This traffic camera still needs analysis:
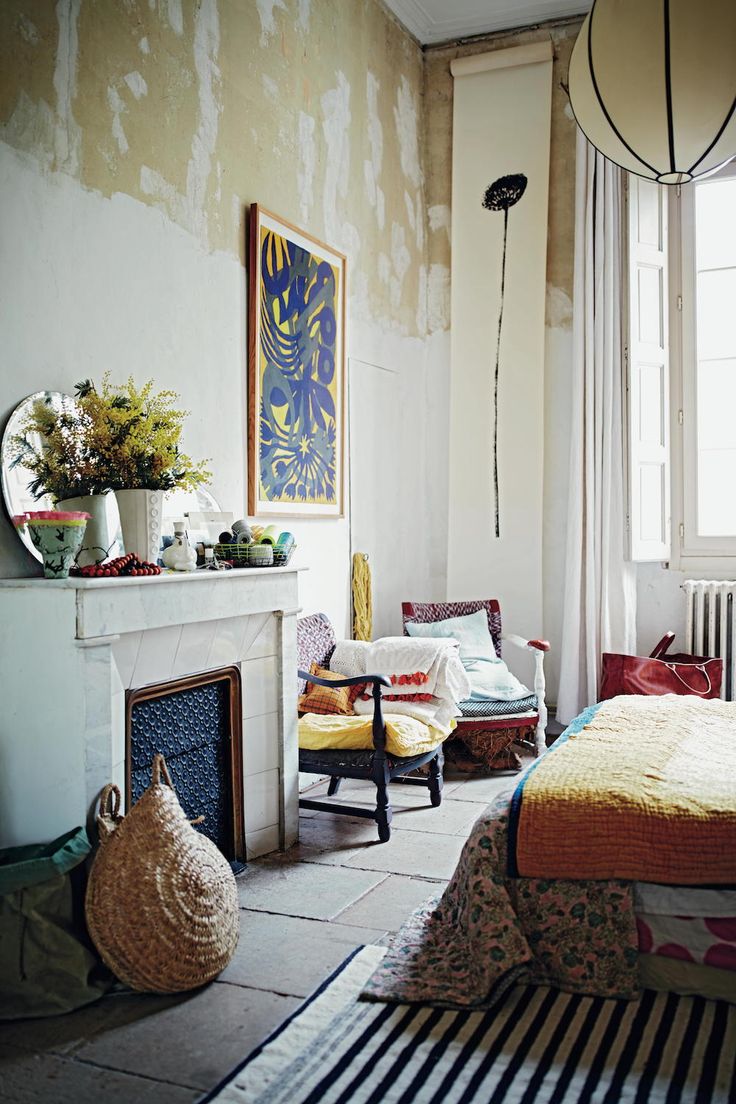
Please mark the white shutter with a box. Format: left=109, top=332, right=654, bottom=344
left=627, top=174, right=671, bottom=561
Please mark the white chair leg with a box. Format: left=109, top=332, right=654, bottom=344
left=533, top=649, right=547, bottom=757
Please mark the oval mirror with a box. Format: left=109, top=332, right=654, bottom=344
left=3, top=392, right=221, bottom=564
left=2, top=392, right=124, bottom=563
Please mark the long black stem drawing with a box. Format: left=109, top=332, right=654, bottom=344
left=482, top=173, right=527, bottom=538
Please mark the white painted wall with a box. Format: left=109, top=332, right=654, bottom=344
left=447, top=53, right=552, bottom=685
left=347, top=327, right=450, bottom=640
left=0, top=143, right=447, bottom=640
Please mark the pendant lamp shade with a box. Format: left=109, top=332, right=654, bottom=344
left=569, top=0, right=736, bottom=184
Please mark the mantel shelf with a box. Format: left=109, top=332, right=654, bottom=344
left=0, top=562, right=307, bottom=590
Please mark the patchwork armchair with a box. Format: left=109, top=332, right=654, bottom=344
left=401, top=599, right=549, bottom=770
left=296, top=613, right=443, bottom=843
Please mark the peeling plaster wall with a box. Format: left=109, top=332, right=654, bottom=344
left=0, top=0, right=439, bottom=637
left=423, top=21, right=581, bottom=701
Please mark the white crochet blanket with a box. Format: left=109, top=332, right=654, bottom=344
left=331, top=636, right=470, bottom=736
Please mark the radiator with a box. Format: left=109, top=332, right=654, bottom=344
left=683, top=580, right=736, bottom=700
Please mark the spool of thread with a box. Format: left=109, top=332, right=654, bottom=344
left=232, top=519, right=253, bottom=543
left=258, top=524, right=279, bottom=546
left=218, top=531, right=234, bottom=544
left=249, top=543, right=273, bottom=566
left=275, top=531, right=294, bottom=556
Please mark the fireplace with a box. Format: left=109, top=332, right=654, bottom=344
left=0, top=567, right=302, bottom=856
left=126, top=666, right=245, bottom=863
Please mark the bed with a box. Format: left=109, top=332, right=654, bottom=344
left=363, top=695, right=736, bottom=1008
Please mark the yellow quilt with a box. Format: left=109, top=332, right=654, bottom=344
left=298, top=712, right=452, bottom=758
left=513, top=695, right=736, bottom=885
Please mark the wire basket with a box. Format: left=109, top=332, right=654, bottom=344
left=213, top=542, right=296, bottom=568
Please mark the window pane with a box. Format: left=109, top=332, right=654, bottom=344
left=697, top=359, right=736, bottom=535
left=698, top=359, right=736, bottom=447
left=697, top=269, right=736, bottom=361
left=698, top=449, right=736, bottom=535
left=696, top=178, right=736, bottom=271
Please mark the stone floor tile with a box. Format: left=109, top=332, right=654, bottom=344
left=74, top=983, right=297, bottom=1091
left=0, top=1046, right=199, bottom=1104
left=236, top=859, right=387, bottom=919
left=219, top=911, right=386, bottom=997
left=332, top=874, right=446, bottom=931
left=308, top=777, right=441, bottom=809
left=344, top=827, right=466, bottom=880
left=0, top=991, right=182, bottom=1058
left=385, top=799, right=488, bottom=835
left=289, top=813, right=384, bottom=864
left=445, top=773, right=521, bottom=804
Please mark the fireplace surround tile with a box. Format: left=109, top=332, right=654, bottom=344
left=111, top=630, right=142, bottom=689
left=246, top=824, right=280, bottom=860
left=243, top=711, right=280, bottom=777
left=244, top=768, right=280, bottom=835
left=242, top=655, right=279, bottom=719
left=243, top=613, right=278, bottom=660
left=207, top=616, right=248, bottom=671
left=171, top=621, right=216, bottom=679
left=132, top=624, right=183, bottom=688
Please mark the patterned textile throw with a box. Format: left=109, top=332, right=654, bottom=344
left=298, top=663, right=363, bottom=716
left=510, top=696, right=736, bottom=885
left=363, top=784, right=639, bottom=1008
left=635, top=883, right=736, bottom=976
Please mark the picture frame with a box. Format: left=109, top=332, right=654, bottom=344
left=248, top=204, right=346, bottom=518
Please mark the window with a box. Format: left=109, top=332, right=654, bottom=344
left=627, top=163, right=736, bottom=567
left=627, top=175, right=670, bottom=562
left=677, top=165, right=736, bottom=563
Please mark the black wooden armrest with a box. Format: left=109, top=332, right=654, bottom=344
left=298, top=670, right=391, bottom=689
left=298, top=670, right=391, bottom=755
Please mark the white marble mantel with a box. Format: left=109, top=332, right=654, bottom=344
left=0, top=567, right=305, bottom=855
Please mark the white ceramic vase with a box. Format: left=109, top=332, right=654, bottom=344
left=57, top=494, right=112, bottom=567
left=161, top=520, right=197, bottom=571
left=115, top=489, right=164, bottom=564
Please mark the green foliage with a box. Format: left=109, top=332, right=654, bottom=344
left=10, top=376, right=211, bottom=501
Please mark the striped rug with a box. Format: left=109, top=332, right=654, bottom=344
left=202, top=946, right=736, bottom=1104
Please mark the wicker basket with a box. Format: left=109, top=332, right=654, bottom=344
left=214, top=542, right=295, bottom=568
left=85, top=755, right=239, bottom=993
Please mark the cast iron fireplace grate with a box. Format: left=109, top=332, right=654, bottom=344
left=126, top=667, right=245, bottom=865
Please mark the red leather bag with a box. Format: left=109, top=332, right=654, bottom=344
left=599, top=632, right=723, bottom=701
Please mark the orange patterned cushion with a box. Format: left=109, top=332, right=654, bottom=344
left=298, top=663, right=363, bottom=716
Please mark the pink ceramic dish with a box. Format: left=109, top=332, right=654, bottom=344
left=14, top=511, right=92, bottom=529
left=19, top=510, right=91, bottom=522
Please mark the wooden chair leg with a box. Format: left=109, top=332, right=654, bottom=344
left=374, top=765, right=393, bottom=843
left=327, top=776, right=342, bottom=796
left=428, top=753, right=443, bottom=807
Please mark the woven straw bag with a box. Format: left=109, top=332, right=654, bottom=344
left=85, top=754, right=239, bottom=993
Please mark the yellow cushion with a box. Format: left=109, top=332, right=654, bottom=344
left=298, top=712, right=453, bottom=758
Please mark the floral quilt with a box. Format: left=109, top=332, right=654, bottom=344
left=362, top=784, right=639, bottom=1009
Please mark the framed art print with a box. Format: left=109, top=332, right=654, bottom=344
left=248, top=205, right=346, bottom=518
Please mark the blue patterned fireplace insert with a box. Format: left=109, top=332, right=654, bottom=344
left=126, top=666, right=245, bottom=864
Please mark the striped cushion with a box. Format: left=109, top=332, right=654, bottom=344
left=459, top=694, right=538, bottom=719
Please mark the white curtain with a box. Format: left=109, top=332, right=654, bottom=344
left=556, top=130, right=637, bottom=724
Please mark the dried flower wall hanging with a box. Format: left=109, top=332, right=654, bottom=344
left=482, top=172, right=528, bottom=538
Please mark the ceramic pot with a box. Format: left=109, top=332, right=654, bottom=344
left=15, top=513, right=89, bottom=579
left=57, top=495, right=112, bottom=566
left=161, top=521, right=197, bottom=571
left=115, top=489, right=163, bottom=563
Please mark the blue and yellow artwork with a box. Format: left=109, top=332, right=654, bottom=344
left=249, top=207, right=345, bottom=517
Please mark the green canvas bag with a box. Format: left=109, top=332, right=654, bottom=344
left=0, top=826, right=112, bottom=1019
